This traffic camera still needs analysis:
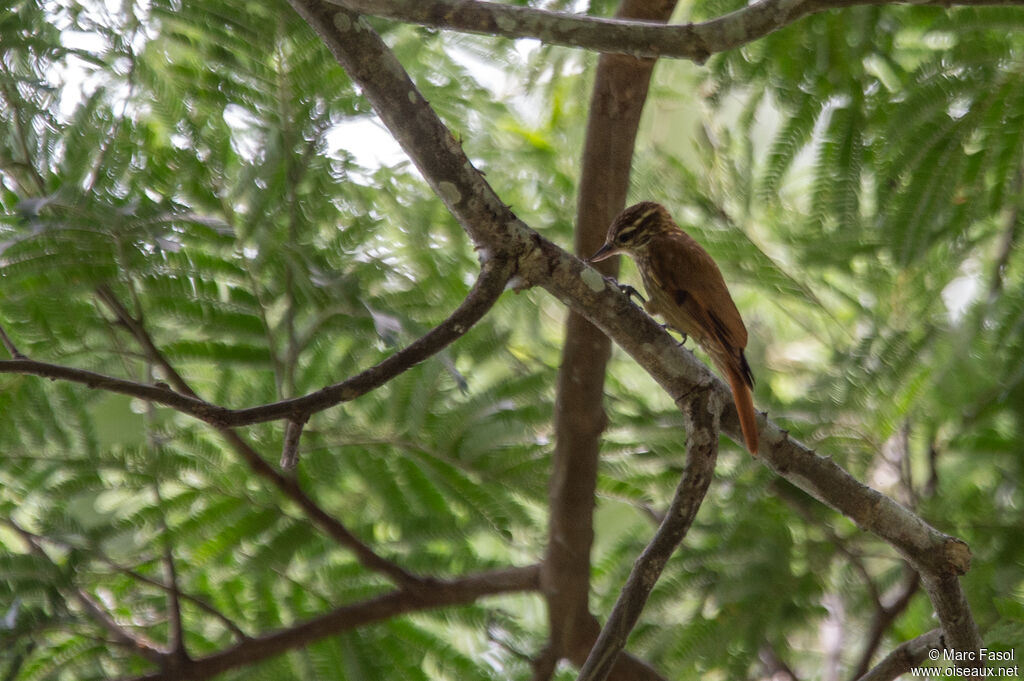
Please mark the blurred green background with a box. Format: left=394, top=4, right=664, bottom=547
left=1, top=0, right=1022, bottom=678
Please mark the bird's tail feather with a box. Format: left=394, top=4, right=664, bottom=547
left=724, top=365, right=759, bottom=455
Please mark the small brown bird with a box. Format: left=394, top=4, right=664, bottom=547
left=589, top=201, right=759, bottom=455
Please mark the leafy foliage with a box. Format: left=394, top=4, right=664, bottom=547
left=2, top=0, right=1023, bottom=679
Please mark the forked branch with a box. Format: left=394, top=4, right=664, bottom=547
left=94, top=288, right=426, bottom=590
left=124, top=565, right=541, bottom=681
left=6, top=519, right=168, bottom=664
left=332, top=0, right=1024, bottom=63
left=576, top=390, right=721, bottom=681
left=285, top=0, right=982, bottom=660
left=0, top=258, right=512, bottom=428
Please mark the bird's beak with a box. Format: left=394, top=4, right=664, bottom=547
left=587, top=242, right=618, bottom=263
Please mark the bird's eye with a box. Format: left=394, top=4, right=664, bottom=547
left=616, top=224, right=637, bottom=244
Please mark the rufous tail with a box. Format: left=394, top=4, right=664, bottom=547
left=725, top=366, right=759, bottom=455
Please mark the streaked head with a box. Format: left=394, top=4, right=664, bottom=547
left=588, top=201, right=672, bottom=262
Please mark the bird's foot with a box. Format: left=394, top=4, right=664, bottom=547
left=616, top=283, right=645, bottom=305
left=656, top=323, right=686, bottom=345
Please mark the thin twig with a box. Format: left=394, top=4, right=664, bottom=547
left=153, top=482, right=188, bottom=664
left=93, top=287, right=429, bottom=590
left=0, top=66, right=48, bottom=194
left=229, top=428, right=427, bottom=587
left=119, top=567, right=249, bottom=643
left=776, top=484, right=884, bottom=607
left=96, top=284, right=199, bottom=399
left=987, top=165, right=1023, bottom=300
left=7, top=519, right=168, bottom=664
left=0, top=519, right=247, bottom=641
left=280, top=418, right=306, bottom=471
left=850, top=569, right=921, bottom=679
left=575, top=389, right=720, bottom=681
left=0, top=262, right=511, bottom=427
left=0, top=324, right=25, bottom=358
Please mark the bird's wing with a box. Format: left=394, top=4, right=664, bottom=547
left=648, top=231, right=749, bottom=352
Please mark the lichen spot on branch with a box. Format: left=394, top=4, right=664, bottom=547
left=581, top=266, right=605, bottom=293
left=438, top=181, right=461, bottom=206
left=495, top=14, right=517, bottom=33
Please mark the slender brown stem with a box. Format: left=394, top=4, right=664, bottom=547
left=1, top=519, right=247, bottom=641
left=855, top=629, right=944, bottom=681
left=7, top=519, right=168, bottom=663
left=987, top=165, right=1023, bottom=299
left=124, top=565, right=541, bottom=681
left=94, top=286, right=428, bottom=589
left=0, top=323, right=25, bottom=358
left=850, top=570, right=921, bottom=679
left=280, top=418, right=306, bottom=471
left=118, top=567, right=249, bottom=642
left=576, top=390, right=720, bottom=681
left=153, top=483, right=188, bottom=663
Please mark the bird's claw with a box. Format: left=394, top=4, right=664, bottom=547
left=615, top=283, right=645, bottom=305
left=656, top=322, right=686, bottom=346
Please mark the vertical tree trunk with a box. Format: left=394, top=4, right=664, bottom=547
left=542, top=0, right=679, bottom=670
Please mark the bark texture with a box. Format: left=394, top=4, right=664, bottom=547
left=543, top=0, right=678, bottom=672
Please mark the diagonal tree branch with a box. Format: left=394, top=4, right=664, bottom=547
left=855, top=629, right=944, bottom=681
left=119, top=565, right=249, bottom=644
left=6, top=519, right=168, bottom=664
left=576, top=389, right=721, bottom=681
left=226, top=429, right=429, bottom=588
left=0, top=257, right=511, bottom=427
left=284, top=0, right=982, bottom=660
left=332, top=0, right=1024, bottom=63
left=93, top=288, right=427, bottom=591
left=850, top=569, right=921, bottom=679
left=0, top=323, right=24, bottom=358
left=0, top=520, right=248, bottom=642
left=122, top=565, right=541, bottom=681
left=96, top=284, right=197, bottom=400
